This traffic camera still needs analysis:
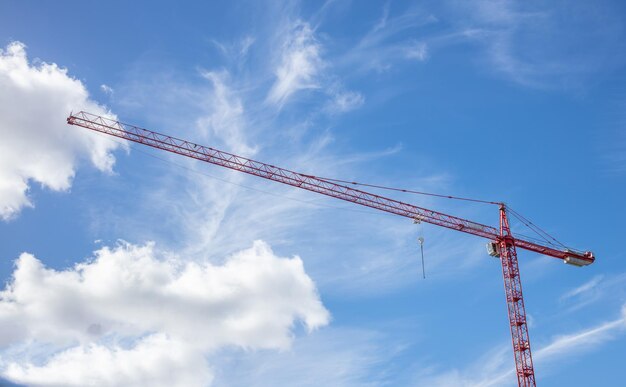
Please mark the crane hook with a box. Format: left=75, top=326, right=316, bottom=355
left=418, top=236, right=426, bottom=279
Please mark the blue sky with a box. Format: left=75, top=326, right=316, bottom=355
left=0, top=0, right=625, bottom=386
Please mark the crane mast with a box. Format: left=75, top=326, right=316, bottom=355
left=500, top=205, right=535, bottom=386
left=67, top=111, right=595, bottom=387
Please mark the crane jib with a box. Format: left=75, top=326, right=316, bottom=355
left=66, top=111, right=594, bottom=265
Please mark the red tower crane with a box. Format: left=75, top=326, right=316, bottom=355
left=67, top=111, right=595, bottom=387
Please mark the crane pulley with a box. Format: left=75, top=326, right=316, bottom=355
left=67, top=111, right=595, bottom=387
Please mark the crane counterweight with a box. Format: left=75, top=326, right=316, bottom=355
left=487, top=241, right=501, bottom=257
left=564, top=252, right=594, bottom=267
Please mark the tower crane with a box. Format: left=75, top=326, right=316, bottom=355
left=67, top=111, right=595, bottom=387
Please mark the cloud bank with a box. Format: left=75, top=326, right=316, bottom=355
left=0, top=240, right=329, bottom=386
left=0, top=42, right=122, bottom=220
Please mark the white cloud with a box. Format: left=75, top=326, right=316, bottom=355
left=264, top=17, right=367, bottom=116
left=266, top=21, right=324, bottom=108
left=473, top=309, right=626, bottom=386
left=358, top=7, right=434, bottom=51
left=0, top=240, right=329, bottom=386
left=339, top=7, right=435, bottom=74
left=210, top=328, right=392, bottom=387
left=196, top=70, right=256, bottom=155
left=446, top=0, right=626, bottom=88
left=404, top=41, right=428, bottom=61
left=4, top=334, right=212, bottom=387
left=326, top=89, right=364, bottom=114
left=560, top=275, right=604, bottom=301
left=558, top=272, right=626, bottom=312
left=100, top=83, right=114, bottom=95
left=535, top=312, right=626, bottom=363
left=211, top=36, right=256, bottom=63
left=0, top=41, right=122, bottom=220
left=418, top=303, right=626, bottom=387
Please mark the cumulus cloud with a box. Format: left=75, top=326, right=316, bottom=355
left=266, top=21, right=324, bottom=108
left=0, top=240, right=329, bottom=386
left=0, top=41, right=122, bottom=220
left=4, top=334, right=212, bottom=387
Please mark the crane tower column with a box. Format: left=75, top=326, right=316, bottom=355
left=499, top=205, right=536, bottom=386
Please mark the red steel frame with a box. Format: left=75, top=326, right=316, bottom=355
left=67, top=111, right=595, bottom=386
left=500, top=205, right=536, bottom=386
